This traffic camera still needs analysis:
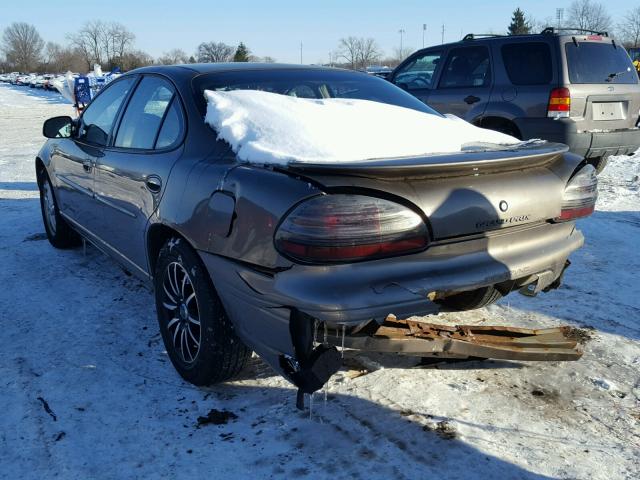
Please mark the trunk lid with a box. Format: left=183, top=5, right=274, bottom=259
left=283, top=142, right=572, bottom=240
left=561, top=36, right=640, bottom=131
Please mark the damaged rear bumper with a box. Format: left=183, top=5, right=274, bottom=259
left=199, top=221, right=583, bottom=380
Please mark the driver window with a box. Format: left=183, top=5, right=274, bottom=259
left=77, top=77, right=135, bottom=146
left=394, top=51, right=442, bottom=90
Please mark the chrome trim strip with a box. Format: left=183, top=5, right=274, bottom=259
left=56, top=174, right=93, bottom=198
left=94, top=193, right=137, bottom=218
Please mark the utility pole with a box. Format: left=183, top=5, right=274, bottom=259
left=300, top=42, right=303, bottom=64
left=556, top=8, right=564, bottom=30
left=399, top=28, right=405, bottom=56
left=422, top=24, right=427, bottom=48
left=441, top=24, right=445, bottom=44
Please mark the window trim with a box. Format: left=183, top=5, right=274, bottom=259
left=74, top=75, right=139, bottom=149
left=500, top=41, right=553, bottom=86
left=437, top=45, right=492, bottom=90
left=107, top=73, right=187, bottom=154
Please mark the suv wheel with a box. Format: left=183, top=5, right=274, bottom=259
left=38, top=171, right=81, bottom=249
left=154, top=237, right=251, bottom=385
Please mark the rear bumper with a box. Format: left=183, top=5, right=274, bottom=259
left=515, top=118, right=640, bottom=159
left=199, top=221, right=584, bottom=373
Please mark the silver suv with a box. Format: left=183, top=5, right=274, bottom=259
left=390, top=28, right=640, bottom=172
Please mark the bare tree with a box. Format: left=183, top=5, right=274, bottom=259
left=197, top=42, right=234, bottom=63
left=619, top=6, right=640, bottom=48
left=1, top=22, right=44, bottom=72
left=158, top=48, right=188, bottom=65
left=357, top=38, right=382, bottom=68
left=104, top=22, right=135, bottom=66
left=392, top=46, right=413, bottom=63
left=248, top=55, right=277, bottom=63
left=119, top=50, right=154, bottom=71
left=338, top=37, right=361, bottom=69
left=68, top=21, right=103, bottom=69
left=567, top=0, right=612, bottom=33
left=68, top=21, right=135, bottom=70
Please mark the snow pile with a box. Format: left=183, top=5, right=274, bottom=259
left=203, top=89, right=521, bottom=164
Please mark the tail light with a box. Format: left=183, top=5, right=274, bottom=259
left=275, top=194, right=428, bottom=263
left=548, top=87, right=571, bottom=118
left=555, top=164, right=598, bottom=222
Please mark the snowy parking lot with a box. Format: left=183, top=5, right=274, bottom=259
left=1, top=83, right=639, bottom=479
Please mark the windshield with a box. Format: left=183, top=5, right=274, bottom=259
left=192, top=68, right=441, bottom=116
left=565, top=42, right=638, bottom=84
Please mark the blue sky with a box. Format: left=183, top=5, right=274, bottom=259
left=1, top=0, right=635, bottom=63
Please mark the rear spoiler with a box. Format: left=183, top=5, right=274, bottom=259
left=283, top=142, right=569, bottom=178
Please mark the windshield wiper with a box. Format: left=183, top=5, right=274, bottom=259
left=606, top=70, right=629, bottom=82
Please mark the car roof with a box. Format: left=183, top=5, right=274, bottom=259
left=129, top=62, right=333, bottom=77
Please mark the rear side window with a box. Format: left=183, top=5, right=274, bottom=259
left=115, top=76, right=175, bottom=149
left=502, top=42, right=552, bottom=85
left=565, top=42, right=638, bottom=84
left=439, top=47, right=491, bottom=88
left=155, top=98, right=184, bottom=149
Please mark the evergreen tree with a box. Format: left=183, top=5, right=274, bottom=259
left=233, top=42, right=250, bottom=62
left=188, top=55, right=196, bottom=64
left=508, top=8, right=531, bottom=35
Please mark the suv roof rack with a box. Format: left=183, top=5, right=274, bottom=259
left=462, top=33, right=505, bottom=41
left=541, top=27, right=609, bottom=37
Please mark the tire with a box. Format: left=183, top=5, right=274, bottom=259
left=154, top=237, right=251, bottom=385
left=38, top=170, right=81, bottom=249
left=440, top=286, right=503, bottom=311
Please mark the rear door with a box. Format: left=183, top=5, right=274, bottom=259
left=390, top=48, right=444, bottom=105
left=494, top=40, right=557, bottom=119
left=562, top=36, right=640, bottom=131
left=427, top=45, right=493, bottom=120
left=92, top=74, right=185, bottom=274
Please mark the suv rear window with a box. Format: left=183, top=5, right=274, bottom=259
left=565, top=42, right=637, bottom=84
left=502, top=42, right=552, bottom=85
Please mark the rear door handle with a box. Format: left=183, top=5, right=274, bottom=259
left=82, top=160, right=92, bottom=172
left=145, top=176, right=162, bottom=193
left=464, top=95, right=481, bottom=105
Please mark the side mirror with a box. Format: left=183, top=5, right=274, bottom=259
left=43, top=116, right=73, bottom=139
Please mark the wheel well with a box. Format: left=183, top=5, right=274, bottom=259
left=147, top=224, right=189, bottom=278
left=477, top=117, right=522, bottom=140
left=35, top=157, right=46, bottom=182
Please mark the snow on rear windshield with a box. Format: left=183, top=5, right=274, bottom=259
left=203, top=89, right=520, bottom=165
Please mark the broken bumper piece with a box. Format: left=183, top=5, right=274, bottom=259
left=329, top=316, right=583, bottom=362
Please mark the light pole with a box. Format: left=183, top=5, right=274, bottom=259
left=300, top=42, right=303, bottom=64
left=556, top=8, right=564, bottom=30
left=441, top=24, right=445, bottom=44
left=399, top=28, right=405, bottom=57
left=422, top=24, right=426, bottom=48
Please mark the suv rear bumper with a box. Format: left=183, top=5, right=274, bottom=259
left=199, top=221, right=584, bottom=376
left=515, top=118, right=640, bottom=159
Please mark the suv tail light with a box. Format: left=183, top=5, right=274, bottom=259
left=548, top=87, right=571, bottom=118
left=555, top=164, right=598, bottom=222
left=275, top=194, right=429, bottom=263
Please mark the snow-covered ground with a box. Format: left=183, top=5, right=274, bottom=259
left=1, top=83, right=639, bottom=479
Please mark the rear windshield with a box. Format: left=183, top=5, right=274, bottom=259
left=565, top=42, right=637, bottom=84
left=502, top=42, right=552, bottom=85
left=192, top=69, right=441, bottom=116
